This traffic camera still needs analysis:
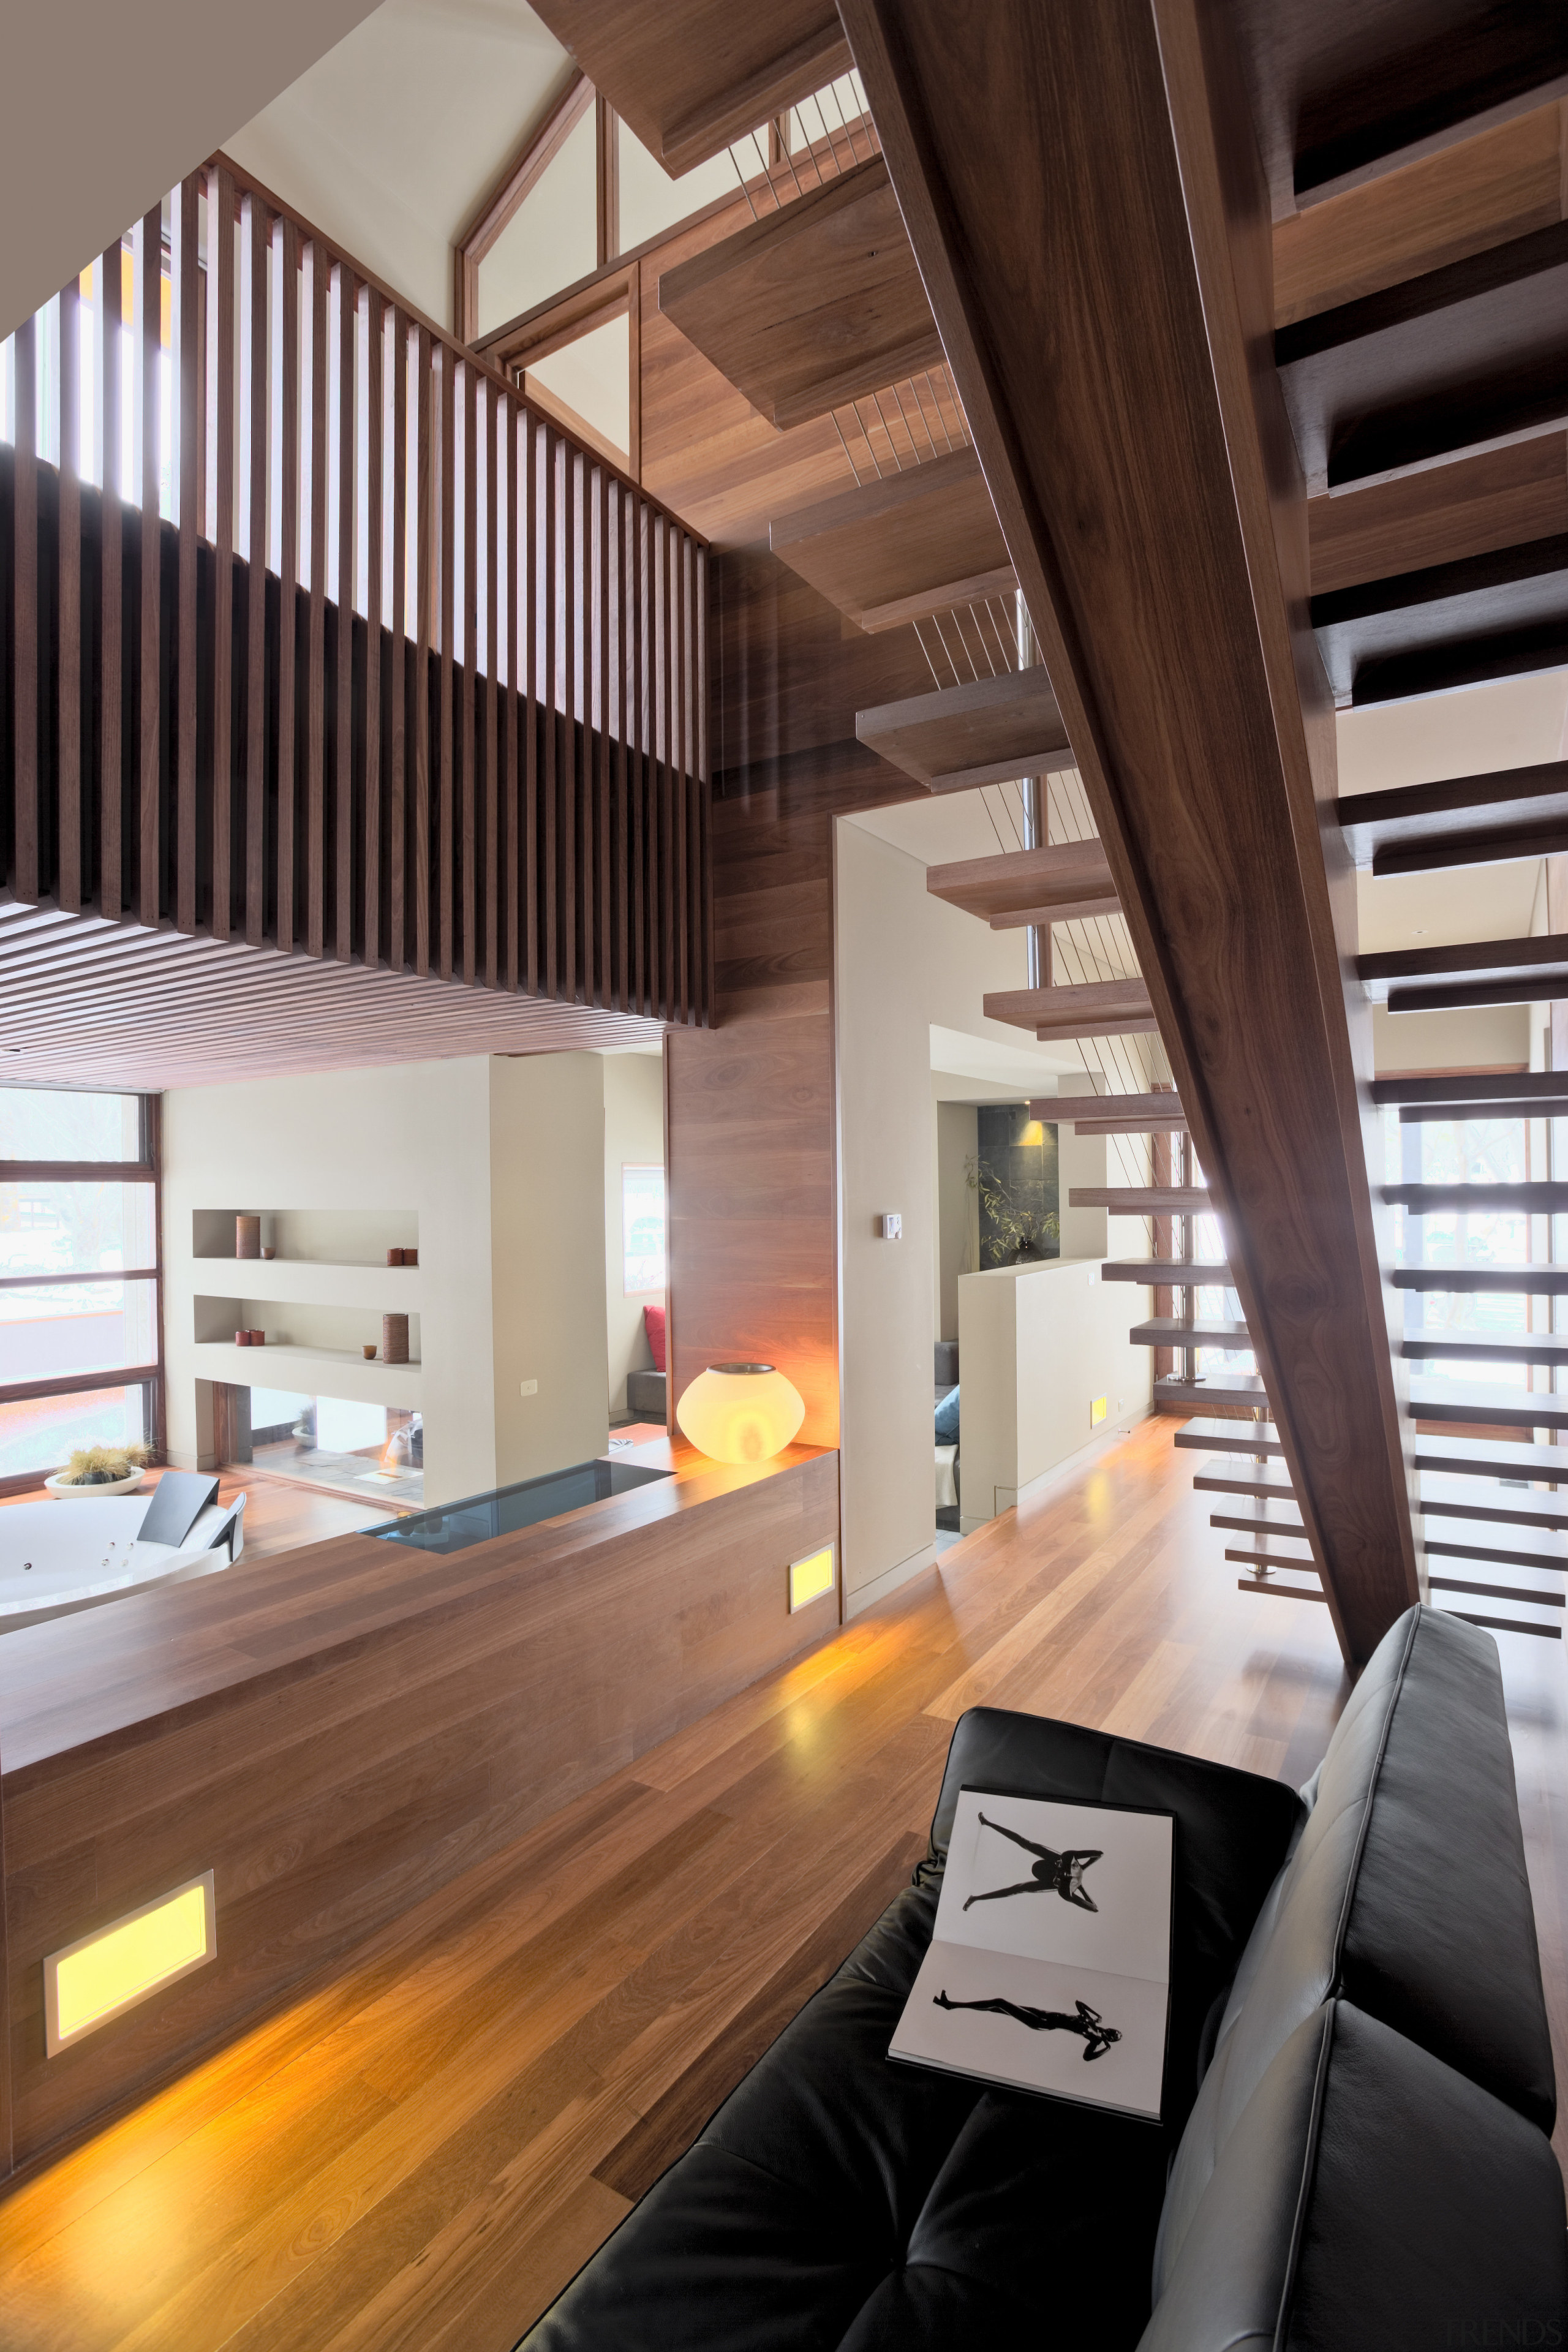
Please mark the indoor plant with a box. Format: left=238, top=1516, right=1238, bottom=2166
left=43, top=1442, right=152, bottom=1499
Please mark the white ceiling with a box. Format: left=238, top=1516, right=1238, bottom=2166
left=1, top=0, right=383, bottom=342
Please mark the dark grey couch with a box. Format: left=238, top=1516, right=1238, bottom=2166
left=519, top=1605, right=1566, bottom=2349
left=625, top=1368, right=666, bottom=1419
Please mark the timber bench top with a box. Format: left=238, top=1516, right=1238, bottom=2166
left=0, top=1439, right=831, bottom=1786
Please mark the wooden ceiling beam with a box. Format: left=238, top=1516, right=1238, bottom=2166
left=840, top=0, right=1421, bottom=1662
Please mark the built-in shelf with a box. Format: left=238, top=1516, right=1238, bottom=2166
left=194, top=1341, right=423, bottom=1408
left=195, top=1259, right=423, bottom=1311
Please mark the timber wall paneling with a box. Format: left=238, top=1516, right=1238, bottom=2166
left=2, top=156, right=712, bottom=1090
left=0, top=1449, right=837, bottom=2180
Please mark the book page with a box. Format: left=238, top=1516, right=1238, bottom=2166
left=892, top=1945, right=1170, bottom=2117
left=936, top=1791, right=1173, bottom=1980
left=889, top=1789, right=1174, bottom=2119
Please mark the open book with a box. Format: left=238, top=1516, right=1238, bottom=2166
left=889, top=1788, right=1175, bottom=2121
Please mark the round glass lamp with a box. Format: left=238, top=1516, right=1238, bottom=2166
left=676, top=1363, right=805, bottom=1464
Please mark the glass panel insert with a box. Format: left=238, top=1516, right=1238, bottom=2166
left=0, top=1183, right=157, bottom=1278
left=0, top=1384, right=151, bottom=1477
left=0, top=1089, right=143, bottom=1162
left=0, top=1277, right=158, bottom=1385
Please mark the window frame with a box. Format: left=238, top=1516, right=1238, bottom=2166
left=0, top=1089, right=164, bottom=1496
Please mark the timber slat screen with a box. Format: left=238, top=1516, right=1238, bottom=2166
left=1, top=158, right=710, bottom=1026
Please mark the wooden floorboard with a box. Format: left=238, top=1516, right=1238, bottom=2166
left=0, top=1414, right=1562, bottom=2348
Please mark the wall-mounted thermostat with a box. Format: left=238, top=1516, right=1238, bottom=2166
left=878, top=1213, right=903, bottom=1241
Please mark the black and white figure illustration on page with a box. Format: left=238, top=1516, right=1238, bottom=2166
left=933, top=1991, right=1122, bottom=2060
left=962, top=1811, right=1105, bottom=1913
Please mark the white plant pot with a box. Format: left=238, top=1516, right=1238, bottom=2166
left=44, top=1470, right=146, bottom=1499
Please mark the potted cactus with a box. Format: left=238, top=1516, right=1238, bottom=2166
left=44, top=1442, right=152, bottom=1499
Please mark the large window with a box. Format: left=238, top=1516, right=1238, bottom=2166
left=1383, top=1101, right=1530, bottom=1389
left=622, top=1164, right=666, bottom=1297
left=0, top=1088, right=162, bottom=1490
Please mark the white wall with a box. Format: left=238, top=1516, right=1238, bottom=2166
left=835, top=815, right=1153, bottom=1611
left=163, top=1049, right=616, bottom=1507
left=162, top=1058, right=496, bottom=1504
left=225, top=0, right=573, bottom=329
left=489, top=1054, right=610, bottom=1483
left=603, top=1051, right=666, bottom=1413
left=957, top=1259, right=1151, bottom=1528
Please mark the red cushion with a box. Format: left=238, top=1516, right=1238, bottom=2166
left=643, top=1303, right=666, bottom=1372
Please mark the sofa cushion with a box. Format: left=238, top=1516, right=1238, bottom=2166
left=1155, top=1604, right=1556, bottom=2295
left=522, top=1877, right=1169, bottom=2352
left=1140, top=2001, right=1568, bottom=2352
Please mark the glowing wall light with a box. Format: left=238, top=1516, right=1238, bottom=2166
left=789, top=1544, right=836, bottom=1613
left=676, top=1363, right=805, bottom=1464
left=1090, top=1395, right=1109, bottom=1428
left=44, top=1871, right=216, bottom=2056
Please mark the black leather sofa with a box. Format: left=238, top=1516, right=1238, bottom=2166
left=519, top=1606, right=1567, bottom=2350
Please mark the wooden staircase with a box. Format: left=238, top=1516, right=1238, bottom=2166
left=533, top=0, right=1568, bottom=1662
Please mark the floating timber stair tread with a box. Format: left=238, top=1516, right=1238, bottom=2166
left=1403, top=1333, right=1568, bottom=1368
left=1425, top=1521, right=1568, bottom=1564
left=1156, top=1373, right=1268, bottom=1411
left=1101, top=1259, right=1229, bottom=1283
left=1420, top=1478, right=1568, bottom=1536
left=1427, top=1575, right=1566, bottom=1610
left=1211, top=1510, right=1309, bottom=1538
left=1396, top=1270, right=1568, bottom=1296
left=1359, top=930, right=1568, bottom=1012
left=1393, top=1099, right=1568, bottom=1126
left=1069, top=1186, right=1208, bottom=1213
left=1407, top=1380, right=1568, bottom=1433
left=1385, top=1182, right=1568, bottom=1212
left=1342, top=762, right=1568, bottom=876
left=528, top=0, right=851, bottom=174
left=1275, top=218, right=1568, bottom=490
left=1238, top=1576, right=1327, bottom=1604
left=1129, top=1318, right=1250, bottom=1347
left=1373, top=1068, right=1568, bottom=1107
left=987, top=981, right=1155, bottom=1041
left=1228, top=1547, right=1317, bottom=1574
left=1058, top=1112, right=1189, bottom=1134
left=1442, top=1610, right=1562, bottom=1638
left=1311, top=534, right=1568, bottom=708
left=1193, top=1463, right=1296, bottom=1501
left=1413, top=1434, right=1568, bottom=1480
left=926, top=842, right=1115, bottom=926
left=770, top=447, right=1015, bottom=635
left=1425, top=1544, right=1567, bottom=1586
left=858, top=665, right=1076, bottom=794
left=1174, top=1417, right=1282, bottom=1456
left=1307, top=434, right=1568, bottom=603
left=658, top=156, right=941, bottom=431
left=1046, top=1091, right=1186, bottom=1132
